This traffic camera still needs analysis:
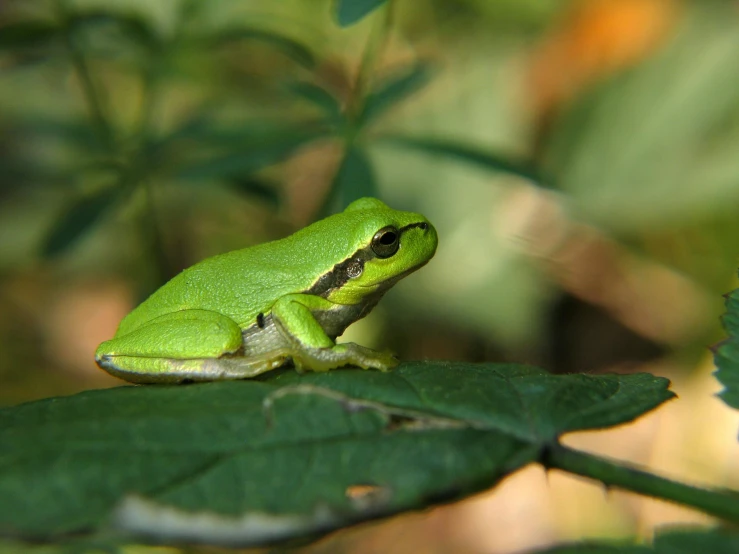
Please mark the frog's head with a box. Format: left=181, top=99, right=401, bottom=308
left=318, top=197, right=438, bottom=305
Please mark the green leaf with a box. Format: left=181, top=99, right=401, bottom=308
left=227, top=177, right=281, bottom=208
left=0, top=362, right=674, bottom=546
left=653, top=528, right=739, bottom=554
left=266, top=362, right=674, bottom=443
left=535, top=528, right=739, bottom=553
left=360, top=63, right=432, bottom=124
left=0, top=21, right=60, bottom=50
left=329, top=146, right=377, bottom=210
left=177, top=129, right=324, bottom=181
left=16, top=117, right=105, bottom=153
left=211, top=27, right=316, bottom=68
left=536, top=545, right=650, bottom=554
left=41, top=186, right=124, bottom=258
left=335, top=0, right=388, bottom=27
left=714, top=272, right=739, bottom=412
left=67, top=11, right=161, bottom=51
left=287, top=81, right=343, bottom=122
left=377, top=134, right=551, bottom=187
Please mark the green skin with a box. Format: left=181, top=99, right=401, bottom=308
left=95, top=197, right=438, bottom=383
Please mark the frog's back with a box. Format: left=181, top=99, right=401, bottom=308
left=115, top=212, right=372, bottom=336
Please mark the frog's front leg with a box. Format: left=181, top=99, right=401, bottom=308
left=270, top=294, right=398, bottom=372
left=94, top=309, right=285, bottom=383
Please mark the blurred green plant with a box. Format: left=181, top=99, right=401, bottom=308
left=0, top=0, right=535, bottom=285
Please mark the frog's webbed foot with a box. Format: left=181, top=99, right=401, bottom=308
left=291, top=342, right=398, bottom=373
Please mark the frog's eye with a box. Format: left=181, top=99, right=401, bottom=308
left=371, top=226, right=400, bottom=258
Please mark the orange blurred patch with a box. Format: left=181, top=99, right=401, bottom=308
left=44, top=280, right=134, bottom=381
left=529, top=0, right=679, bottom=115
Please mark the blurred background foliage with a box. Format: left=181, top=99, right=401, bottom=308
left=1, top=0, right=739, bottom=551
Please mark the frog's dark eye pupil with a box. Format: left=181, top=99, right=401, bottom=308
left=371, top=226, right=400, bottom=258
left=380, top=232, right=397, bottom=245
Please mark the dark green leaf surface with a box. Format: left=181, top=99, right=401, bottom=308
left=227, top=177, right=281, bottom=207
left=331, top=146, right=377, bottom=210
left=714, top=274, right=739, bottom=411
left=537, top=545, right=650, bottom=554
left=360, top=63, right=432, bottom=124
left=41, top=186, right=125, bottom=257
left=0, top=21, right=60, bottom=50
left=335, top=0, right=388, bottom=27
left=536, top=528, right=739, bottom=554
left=266, top=363, right=675, bottom=443
left=0, top=362, right=673, bottom=546
left=378, top=134, right=550, bottom=187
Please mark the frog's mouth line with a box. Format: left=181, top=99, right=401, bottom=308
left=305, top=221, right=434, bottom=298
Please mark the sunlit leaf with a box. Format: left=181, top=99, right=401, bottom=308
left=335, top=0, right=388, bottom=27
left=714, top=271, right=739, bottom=413
left=360, top=63, right=432, bottom=124
left=0, top=362, right=674, bottom=546
left=378, top=134, right=550, bottom=187
left=41, top=186, right=124, bottom=258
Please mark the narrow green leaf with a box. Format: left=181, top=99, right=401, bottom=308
left=211, top=27, right=316, bottom=68
left=335, top=0, right=388, bottom=27
left=41, top=186, right=124, bottom=258
left=0, top=21, right=60, bottom=50
left=330, top=146, right=377, bottom=210
left=227, top=177, right=281, bottom=208
left=377, top=134, right=551, bottom=187
left=17, top=117, right=104, bottom=153
left=360, top=63, right=432, bottom=124
left=0, top=362, right=675, bottom=546
left=287, top=81, right=343, bottom=121
left=177, top=130, right=323, bottom=181
left=714, top=272, right=739, bottom=412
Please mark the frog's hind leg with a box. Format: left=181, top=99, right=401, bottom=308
left=95, top=309, right=281, bottom=383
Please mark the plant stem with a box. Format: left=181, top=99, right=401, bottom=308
left=346, top=0, right=393, bottom=135
left=321, top=3, right=393, bottom=218
left=57, top=3, right=115, bottom=152
left=141, top=178, right=171, bottom=287
left=543, top=443, right=739, bottom=523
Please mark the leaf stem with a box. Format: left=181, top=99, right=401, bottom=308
left=543, top=443, right=739, bottom=523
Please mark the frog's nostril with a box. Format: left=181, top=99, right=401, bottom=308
left=418, top=222, right=428, bottom=231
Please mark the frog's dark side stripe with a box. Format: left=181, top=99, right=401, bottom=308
left=304, top=222, right=428, bottom=298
